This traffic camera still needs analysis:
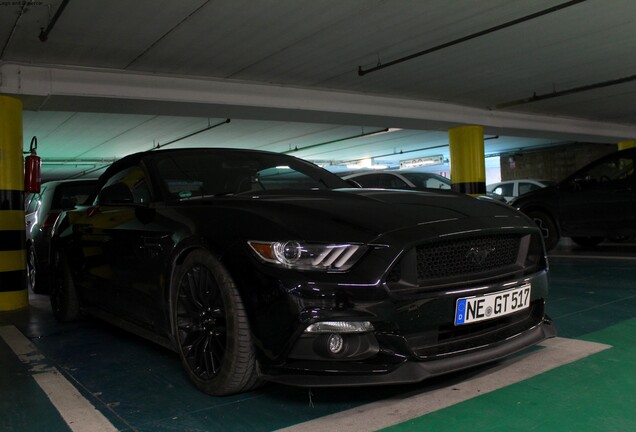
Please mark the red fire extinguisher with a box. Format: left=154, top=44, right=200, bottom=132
left=25, top=136, right=42, bottom=193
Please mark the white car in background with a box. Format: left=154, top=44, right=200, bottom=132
left=487, top=179, right=555, bottom=202
left=344, top=171, right=450, bottom=190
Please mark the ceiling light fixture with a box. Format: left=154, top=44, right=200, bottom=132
left=341, top=135, right=498, bottom=164
left=345, top=158, right=387, bottom=170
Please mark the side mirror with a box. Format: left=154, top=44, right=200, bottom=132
left=98, top=183, right=133, bottom=205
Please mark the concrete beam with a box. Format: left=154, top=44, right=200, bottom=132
left=2, top=62, right=636, bottom=143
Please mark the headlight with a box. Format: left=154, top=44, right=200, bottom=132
left=247, top=241, right=367, bottom=272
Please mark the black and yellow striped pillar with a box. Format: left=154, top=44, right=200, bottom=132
left=0, top=96, right=28, bottom=311
left=618, top=140, right=635, bottom=151
left=448, top=125, right=486, bottom=195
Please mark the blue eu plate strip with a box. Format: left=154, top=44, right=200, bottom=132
left=455, top=299, right=467, bottom=325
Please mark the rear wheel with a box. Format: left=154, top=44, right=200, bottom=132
left=526, top=210, right=559, bottom=251
left=26, top=244, right=38, bottom=293
left=172, top=250, right=261, bottom=396
left=49, top=250, right=80, bottom=322
left=571, top=236, right=604, bottom=248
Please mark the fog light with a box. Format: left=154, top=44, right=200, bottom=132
left=328, top=334, right=344, bottom=354
left=304, top=321, right=373, bottom=333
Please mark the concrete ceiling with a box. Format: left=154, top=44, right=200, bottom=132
left=2, top=0, right=636, bottom=180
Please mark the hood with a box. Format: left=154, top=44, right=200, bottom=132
left=174, top=188, right=526, bottom=244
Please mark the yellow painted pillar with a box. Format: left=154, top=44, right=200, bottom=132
left=0, top=96, right=28, bottom=311
left=618, top=141, right=635, bottom=151
left=448, top=125, right=485, bottom=195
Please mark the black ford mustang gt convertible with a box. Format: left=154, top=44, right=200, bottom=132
left=50, top=148, right=556, bottom=396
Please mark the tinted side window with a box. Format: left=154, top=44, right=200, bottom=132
left=54, top=183, right=97, bottom=209
left=98, top=166, right=151, bottom=205
left=579, top=156, right=635, bottom=184
left=383, top=174, right=409, bottom=189
left=519, top=182, right=540, bottom=195
left=257, top=166, right=326, bottom=190
left=351, top=174, right=382, bottom=188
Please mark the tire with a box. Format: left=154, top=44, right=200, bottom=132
left=171, top=249, right=262, bottom=396
left=526, top=210, right=559, bottom=251
left=571, top=236, right=604, bottom=248
left=49, top=250, right=81, bottom=322
left=26, top=244, right=38, bottom=294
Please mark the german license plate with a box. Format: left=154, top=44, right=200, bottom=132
left=454, top=284, right=531, bottom=325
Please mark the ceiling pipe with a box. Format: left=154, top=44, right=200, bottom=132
left=66, top=163, right=111, bottom=179
left=39, top=0, right=71, bottom=42
left=152, top=118, right=231, bottom=150
left=41, top=159, right=116, bottom=165
left=1, top=1, right=32, bottom=57
left=283, top=128, right=392, bottom=154
left=125, top=0, right=211, bottom=69
left=495, top=73, right=636, bottom=109
left=358, top=0, right=587, bottom=76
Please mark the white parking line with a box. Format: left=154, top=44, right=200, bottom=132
left=278, top=337, right=611, bottom=432
left=0, top=325, right=118, bottom=432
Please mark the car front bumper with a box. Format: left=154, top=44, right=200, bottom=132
left=261, top=316, right=555, bottom=387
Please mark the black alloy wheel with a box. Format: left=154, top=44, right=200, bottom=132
left=26, top=245, right=37, bottom=293
left=49, top=250, right=80, bottom=322
left=172, top=250, right=261, bottom=396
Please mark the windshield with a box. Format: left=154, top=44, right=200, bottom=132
left=153, top=150, right=350, bottom=200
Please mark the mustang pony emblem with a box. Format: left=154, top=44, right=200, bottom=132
left=466, top=246, right=495, bottom=265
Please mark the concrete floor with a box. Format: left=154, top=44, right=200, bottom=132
left=1, top=238, right=635, bottom=432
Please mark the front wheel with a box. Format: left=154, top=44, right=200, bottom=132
left=171, top=249, right=261, bottom=396
left=526, top=210, right=559, bottom=251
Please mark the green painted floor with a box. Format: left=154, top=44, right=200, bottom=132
left=1, top=249, right=635, bottom=431
left=383, top=317, right=636, bottom=432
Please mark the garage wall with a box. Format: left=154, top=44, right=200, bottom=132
left=500, top=143, right=616, bottom=182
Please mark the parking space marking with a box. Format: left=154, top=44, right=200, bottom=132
left=278, top=337, right=611, bottom=432
left=0, top=325, right=118, bottom=432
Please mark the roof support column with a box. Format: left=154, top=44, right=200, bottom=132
left=0, top=96, right=28, bottom=311
left=618, top=140, right=635, bottom=150
left=449, top=125, right=486, bottom=196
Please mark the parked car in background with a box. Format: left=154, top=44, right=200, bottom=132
left=345, top=171, right=450, bottom=190
left=50, top=148, right=554, bottom=396
left=24, top=179, right=98, bottom=293
left=512, top=147, right=636, bottom=250
left=344, top=170, right=508, bottom=202
left=487, top=179, right=556, bottom=202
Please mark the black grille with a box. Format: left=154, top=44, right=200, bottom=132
left=416, top=234, right=520, bottom=281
